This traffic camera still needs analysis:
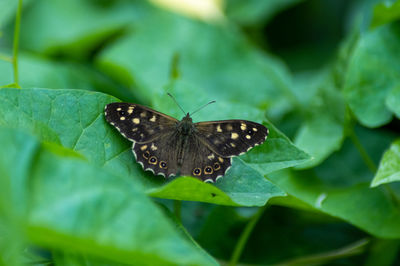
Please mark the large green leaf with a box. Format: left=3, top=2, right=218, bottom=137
left=343, top=23, right=400, bottom=127
left=267, top=127, right=400, bottom=238
left=0, top=53, right=131, bottom=100
left=0, top=88, right=313, bottom=206
left=0, top=127, right=217, bottom=266
left=0, top=0, right=32, bottom=26
left=371, top=139, right=400, bottom=187
left=97, top=2, right=292, bottom=120
left=18, top=0, right=143, bottom=58
left=268, top=169, right=400, bottom=238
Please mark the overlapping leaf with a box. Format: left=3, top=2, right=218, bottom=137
left=343, top=23, right=400, bottom=127
left=0, top=88, right=312, bottom=206
left=0, top=127, right=217, bottom=266
left=371, top=139, right=400, bottom=187
left=97, top=2, right=293, bottom=121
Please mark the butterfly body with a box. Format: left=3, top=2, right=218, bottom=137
left=105, top=102, right=268, bottom=182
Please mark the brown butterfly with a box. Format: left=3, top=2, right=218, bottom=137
left=104, top=97, right=268, bottom=182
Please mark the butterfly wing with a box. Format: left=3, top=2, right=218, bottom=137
left=132, top=132, right=181, bottom=178
left=195, top=120, right=269, bottom=157
left=179, top=134, right=232, bottom=182
left=104, top=103, right=178, bottom=143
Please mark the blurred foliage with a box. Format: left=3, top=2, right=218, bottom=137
left=0, top=0, right=400, bottom=265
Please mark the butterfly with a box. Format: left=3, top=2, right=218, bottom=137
left=104, top=99, right=268, bottom=182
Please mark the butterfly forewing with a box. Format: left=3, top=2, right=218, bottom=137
left=195, top=120, right=269, bottom=157
left=104, top=103, right=177, bottom=143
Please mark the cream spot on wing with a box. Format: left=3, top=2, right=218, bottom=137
left=140, top=145, right=147, bottom=151
left=246, top=135, right=251, bottom=139
left=132, top=128, right=138, bottom=132
left=140, top=112, right=146, bottom=117
left=208, top=154, right=215, bottom=160
left=133, top=118, right=140, bottom=124
left=227, top=124, right=233, bottom=131
left=231, top=132, right=239, bottom=139
left=217, top=125, right=222, bottom=132
left=150, top=115, right=156, bottom=122
left=253, top=127, right=258, bottom=132
left=241, top=123, right=246, bottom=131
left=230, top=143, right=236, bottom=147
left=120, top=116, right=126, bottom=121
left=140, top=133, right=144, bottom=138
left=116, top=107, right=122, bottom=111
left=218, top=157, right=224, bottom=163
left=151, top=143, right=157, bottom=151
left=127, top=106, right=134, bottom=114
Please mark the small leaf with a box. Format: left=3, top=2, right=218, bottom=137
left=371, top=0, right=400, bottom=28
left=293, top=71, right=346, bottom=168
left=241, top=121, right=311, bottom=175
left=343, top=23, right=400, bottom=127
left=371, top=139, right=400, bottom=187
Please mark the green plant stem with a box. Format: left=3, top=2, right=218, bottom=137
left=229, top=205, right=268, bottom=266
left=348, top=128, right=377, bottom=173
left=173, top=200, right=181, bottom=222
left=12, top=0, right=23, bottom=87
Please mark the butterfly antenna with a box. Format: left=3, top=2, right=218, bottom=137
left=167, top=93, right=186, bottom=115
left=190, top=100, right=216, bottom=116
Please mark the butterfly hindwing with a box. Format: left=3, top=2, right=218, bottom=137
left=195, top=120, right=269, bottom=157
left=179, top=134, right=232, bottom=182
left=104, top=102, right=177, bottom=143
left=132, top=132, right=180, bottom=178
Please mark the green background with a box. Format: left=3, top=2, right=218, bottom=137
left=1, top=0, right=400, bottom=265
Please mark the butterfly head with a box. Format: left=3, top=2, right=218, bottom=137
left=177, top=113, right=194, bottom=135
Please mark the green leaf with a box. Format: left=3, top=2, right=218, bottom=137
left=371, top=139, right=400, bottom=187
left=97, top=3, right=292, bottom=120
left=268, top=169, right=400, bottom=238
left=197, top=205, right=368, bottom=264
left=18, top=0, right=142, bottom=58
left=0, top=88, right=311, bottom=207
left=0, top=127, right=217, bottom=266
left=0, top=53, right=131, bottom=100
left=343, top=23, right=400, bottom=127
left=225, top=0, right=303, bottom=26
left=364, top=239, right=400, bottom=266
left=292, top=71, right=346, bottom=168
left=0, top=0, right=32, bottom=26
left=266, top=126, right=400, bottom=238
left=371, top=0, right=400, bottom=28
left=386, top=85, right=400, bottom=118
